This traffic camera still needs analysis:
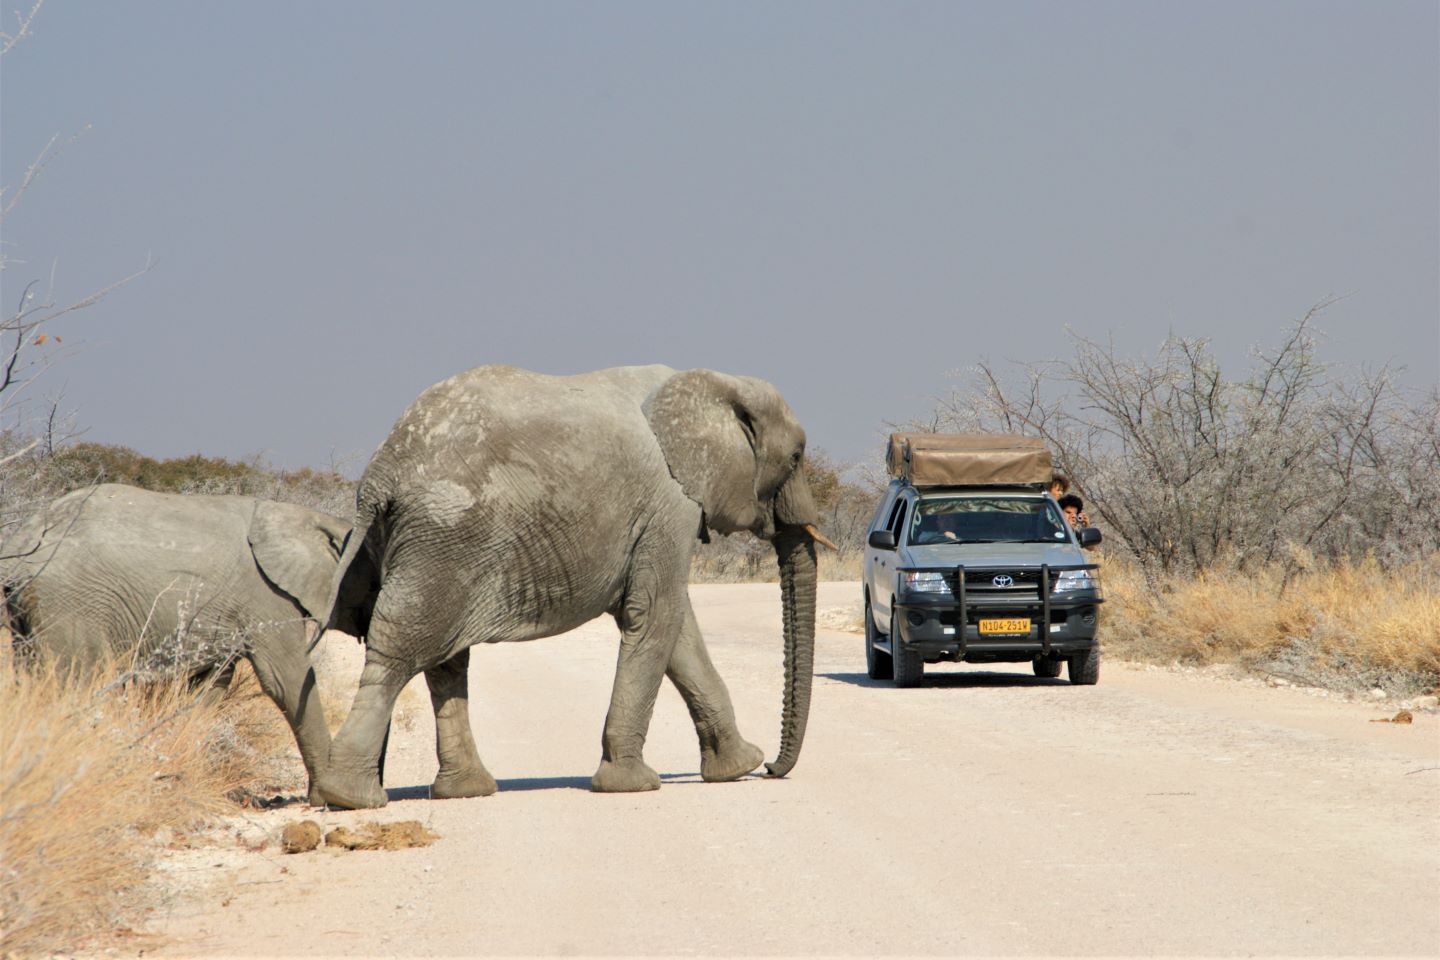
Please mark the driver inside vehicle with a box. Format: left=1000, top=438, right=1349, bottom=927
left=911, top=506, right=964, bottom=544
left=936, top=512, right=963, bottom=541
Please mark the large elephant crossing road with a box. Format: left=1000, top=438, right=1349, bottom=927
left=156, top=582, right=1440, bottom=956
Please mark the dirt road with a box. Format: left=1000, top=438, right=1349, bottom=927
left=154, top=582, right=1440, bottom=956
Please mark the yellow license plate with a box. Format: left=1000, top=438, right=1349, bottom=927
left=979, top=617, right=1031, bottom=636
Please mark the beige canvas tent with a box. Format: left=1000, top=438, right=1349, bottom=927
left=886, top=432, right=1052, bottom=487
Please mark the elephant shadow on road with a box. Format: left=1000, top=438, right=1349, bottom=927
left=380, top=778, right=592, bottom=800
left=820, top=671, right=1071, bottom=689
left=381, top=773, right=717, bottom=800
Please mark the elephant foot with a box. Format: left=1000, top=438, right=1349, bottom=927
left=700, top=736, right=764, bottom=783
left=306, top=781, right=327, bottom=807
left=591, top=758, right=661, bottom=793
left=431, top=764, right=498, bottom=800
left=316, top=770, right=388, bottom=810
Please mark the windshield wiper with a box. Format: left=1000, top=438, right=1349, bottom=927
left=933, top=538, right=1058, bottom=545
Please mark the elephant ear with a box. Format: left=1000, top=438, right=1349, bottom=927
left=644, top=369, right=765, bottom=536
left=247, top=501, right=349, bottom=619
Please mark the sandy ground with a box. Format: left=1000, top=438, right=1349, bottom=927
left=147, top=582, right=1440, bottom=957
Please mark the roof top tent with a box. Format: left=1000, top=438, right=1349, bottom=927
left=885, top=432, right=1052, bottom=488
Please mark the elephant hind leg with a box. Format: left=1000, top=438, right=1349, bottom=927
left=319, top=648, right=409, bottom=809
left=425, top=648, right=497, bottom=799
left=323, top=566, right=473, bottom=809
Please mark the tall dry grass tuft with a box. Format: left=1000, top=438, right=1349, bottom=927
left=1102, top=554, right=1440, bottom=695
left=0, top=652, right=298, bottom=956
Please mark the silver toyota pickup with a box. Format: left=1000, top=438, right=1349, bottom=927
left=863, top=435, right=1103, bottom=687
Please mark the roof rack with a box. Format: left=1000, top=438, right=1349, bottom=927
left=886, top=432, right=1051, bottom=487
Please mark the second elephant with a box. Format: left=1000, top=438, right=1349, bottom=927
left=0, top=483, right=374, bottom=803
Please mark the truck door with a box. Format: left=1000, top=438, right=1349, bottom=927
left=871, top=494, right=910, bottom=634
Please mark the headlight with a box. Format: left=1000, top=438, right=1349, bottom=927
left=901, top=571, right=951, bottom=594
left=1053, top=569, right=1098, bottom=593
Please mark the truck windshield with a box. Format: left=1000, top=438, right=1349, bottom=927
left=907, top=496, right=1070, bottom=545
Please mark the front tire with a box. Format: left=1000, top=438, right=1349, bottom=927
left=1033, top=656, right=1063, bottom=678
left=865, top=598, right=893, bottom=680
left=1068, top=646, right=1100, bottom=685
left=892, top=635, right=924, bottom=688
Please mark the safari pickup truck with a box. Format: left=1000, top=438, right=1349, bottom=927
left=862, top=434, right=1103, bottom=687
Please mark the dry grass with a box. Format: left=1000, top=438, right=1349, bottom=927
left=690, top=548, right=863, bottom=583
left=1101, top=554, right=1440, bottom=696
left=0, top=652, right=299, bottom=957
left=693, top=546, right=1439, bottom=698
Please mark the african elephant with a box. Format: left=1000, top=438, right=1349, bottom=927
left=316, top=364, right=829, bottom=810
left=0, top=483, right=371, bottom=804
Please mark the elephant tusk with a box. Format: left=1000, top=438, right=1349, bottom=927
left=803, top=524, right=838, bottom=551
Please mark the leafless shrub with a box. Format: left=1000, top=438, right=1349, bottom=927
left=0, top=0, right=148, bottom=533
left=928, top=307, right=1440, bottom=577
left=175, top=460, right=357, bottom=518
left=0, top=429, right=82, bottom=533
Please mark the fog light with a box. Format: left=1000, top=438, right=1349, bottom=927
left=907, top=612, right=924, bottom=627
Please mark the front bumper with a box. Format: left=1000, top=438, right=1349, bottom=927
left=894, top=596, right=1099, bottom=662
left=893, top=562, right=1102, bottom=663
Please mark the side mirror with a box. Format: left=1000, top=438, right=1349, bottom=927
left=1077, top=526, right=1103, bottom=547
left=868, top=529, right=897, bottom=550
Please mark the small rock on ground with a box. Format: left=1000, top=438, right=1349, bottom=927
left=281, top=820, right=323, bottom=854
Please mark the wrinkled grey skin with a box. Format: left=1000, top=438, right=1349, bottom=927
left=316, top=365, right=820, bottom=809
left=0, top=484, right=366, bottom=805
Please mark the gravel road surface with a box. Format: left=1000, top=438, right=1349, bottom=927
left=153, top=582, right=1440, bottom=957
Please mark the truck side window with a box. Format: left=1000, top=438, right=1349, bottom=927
left=888, top=499, right=909, bottom=539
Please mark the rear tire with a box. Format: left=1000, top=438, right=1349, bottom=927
left=893, top=635, right=924, bottom=688
left=1068, top=646, right=1100, bottom=685
left=864, top=598, right=893, bottom=680
left=1033, top=656, right=1063, bottom=678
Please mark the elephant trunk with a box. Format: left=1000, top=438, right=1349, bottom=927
left=764, top=525, right=817, bottom=778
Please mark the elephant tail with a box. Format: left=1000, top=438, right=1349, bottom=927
left=319, top=493, right=385, bottom=644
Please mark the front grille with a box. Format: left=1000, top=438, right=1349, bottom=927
left=962, top=569, right=1045, bottom=589
left=958, top=569, right=1040, bottom=600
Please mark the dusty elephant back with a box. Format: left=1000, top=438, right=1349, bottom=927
left=349, top=365, right=695, bottom=648
left=373, top=365, right=674, bottom=477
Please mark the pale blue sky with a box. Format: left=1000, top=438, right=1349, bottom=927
left=3, top=1, right=1436, bottom=471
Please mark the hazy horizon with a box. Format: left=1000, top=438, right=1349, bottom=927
left=3, top=1, right=1436, bottom=473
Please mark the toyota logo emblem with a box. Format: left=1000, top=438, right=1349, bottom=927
left=992, top=574, right=1014, bottom=588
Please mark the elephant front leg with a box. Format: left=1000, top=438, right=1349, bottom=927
left=425, top=648, right=497, bottom=799
left=246, top=639, right=332, bottom=807
left=319, top=652, right=410, bottom=809
left=591, top=576, right=680, bottom=793
left=667, top=601, right=763, bottom=783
